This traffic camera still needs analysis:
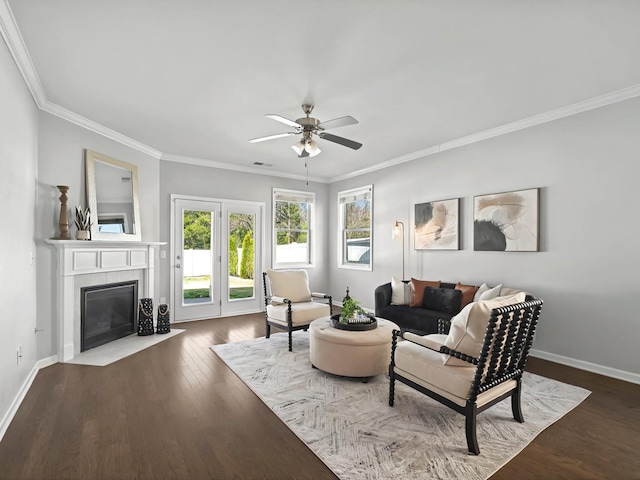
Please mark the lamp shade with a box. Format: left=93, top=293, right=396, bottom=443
left=305, top=139, right=321, bottom=157
left=392, top=221, right=403, bottom=240
left=291, top=140, right=305, bottom=156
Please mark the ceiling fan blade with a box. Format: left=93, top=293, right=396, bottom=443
left=317, top=115, right=358, bottom=130
left=265, top=114, right=301, bottom=129
left=248, top=132, right=295, bottom=143
left=318, top=132, right=362, bottom=150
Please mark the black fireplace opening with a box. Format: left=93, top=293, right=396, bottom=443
left=81, top=280, right=138, bottom=352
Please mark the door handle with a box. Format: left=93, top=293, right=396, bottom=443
left=176, top=264, right=181, bottom=269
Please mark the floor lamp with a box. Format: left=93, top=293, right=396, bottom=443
left=392, top=220, right=405, bottom=280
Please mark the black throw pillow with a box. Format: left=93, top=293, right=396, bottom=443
left=421, top=287, right=462, bottom=315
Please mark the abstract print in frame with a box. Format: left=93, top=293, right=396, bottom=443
left=414, top=198, right=459, bottom=250
left=474, top=188, right=539, bottom=251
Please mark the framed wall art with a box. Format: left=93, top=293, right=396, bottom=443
left=473, top=188, right=539, bottom=251
left=414, top=198, right=459, bottom=250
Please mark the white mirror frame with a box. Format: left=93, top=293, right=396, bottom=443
left=85, top=149, right=142, bottom=242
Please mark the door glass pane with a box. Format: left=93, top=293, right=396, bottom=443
left=182, top=209, right=213, bottom=305
left=228, top=212, right=255, bottom=300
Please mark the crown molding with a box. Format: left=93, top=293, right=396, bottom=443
left=0, top=0, right=46, bottom=106
left=4, top=0, right=640, bottom=182
left=160, top=153, right=329, bottom=184
left=330, top=83, right=640, bottom=183
left=42, top=102, right=162, bottom=159
left=0, top=0, right=162, bottom=159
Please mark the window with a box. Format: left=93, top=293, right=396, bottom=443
left=338, top=185, right=372, bottom=270
left=273, top=188, right=314, bottom=267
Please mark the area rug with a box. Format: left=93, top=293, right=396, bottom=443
left=67, top=329, right=185, bottom=366
left=211, top=331, right=590, bottom=480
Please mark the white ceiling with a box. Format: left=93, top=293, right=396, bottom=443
left=5, top=0, right=640, bottom=182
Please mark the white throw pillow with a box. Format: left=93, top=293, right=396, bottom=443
left=473, top=283, right=490, bottom=301
left=390, top=277, right=411, bottom=305
left=266, top=269, right=312, bottom=303
left=443, top=292, right=526, bottom=366
left=478, top=283, right=503, bottom=301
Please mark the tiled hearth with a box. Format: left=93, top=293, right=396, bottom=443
left=45, top=240, right=163, bottom=362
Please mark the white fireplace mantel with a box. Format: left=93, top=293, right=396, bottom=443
left=45, top=239, right=165, bottom=362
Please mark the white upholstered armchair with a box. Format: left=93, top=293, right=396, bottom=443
left=389, top=294, right=543, bottom=455
left=262, top=269, right=332, bottom=351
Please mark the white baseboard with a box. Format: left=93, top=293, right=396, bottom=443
left=529, top=348, right=640, bottom=385
left=0, top=355, right=58, bottom=442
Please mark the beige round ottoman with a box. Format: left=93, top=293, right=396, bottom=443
left=309, top=317, right=399, bottom=378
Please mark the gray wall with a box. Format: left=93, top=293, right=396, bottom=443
left=329, top=96, right=640, bottom=380
left=36, top=112, right=161, bottom=359
left=158, top=161, right=330, bottom=301
left=0, top=38, right=39, bottom=434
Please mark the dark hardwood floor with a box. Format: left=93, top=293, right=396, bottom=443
left=0, top=313, right=638, bottom=480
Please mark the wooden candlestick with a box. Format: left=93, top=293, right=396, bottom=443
left=55, top=185, right=72, bottom=240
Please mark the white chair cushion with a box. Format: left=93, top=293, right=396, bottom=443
left=394, top=339, right=518, bottom=407
left=394, top=340, right=476, bottom=403
left=266, top=269, right=312, bottom=303
left=443, top=292, right=526, bottom=366
left=266, top=301, right=330, bottom=326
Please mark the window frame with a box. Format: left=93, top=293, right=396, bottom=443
left=338, top=185, right=373, bottom=271
left=272, top=188, right=315, bottom=268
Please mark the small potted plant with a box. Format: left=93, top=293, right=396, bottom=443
left=74, top=206, right=92, bottom=240
left=340, top=296, right=366, bottom=324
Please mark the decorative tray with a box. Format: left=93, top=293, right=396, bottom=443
left=330, top=314, right=377, bottom=331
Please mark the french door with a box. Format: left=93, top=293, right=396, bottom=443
left=172, top=196, right=263, bottom=322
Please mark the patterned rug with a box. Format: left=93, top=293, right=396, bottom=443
left=211, top=331, right=590, bottom=480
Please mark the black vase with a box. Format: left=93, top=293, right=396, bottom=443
left=156, top=304, right=171, bottom=334
left=137, top=298, right=155, bottom=336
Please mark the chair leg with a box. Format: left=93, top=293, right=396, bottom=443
left=288, top=329, right=293, bottom=352
left=511, top=380, right=524, bottom=423
left=265, top=321, right=271, bottom=338
left=388, top=368, right=395, bottom=406
left=465, top=404, right=480, bottom=455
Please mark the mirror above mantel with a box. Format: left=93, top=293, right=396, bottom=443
left=85, top=149, right=141, bottom=241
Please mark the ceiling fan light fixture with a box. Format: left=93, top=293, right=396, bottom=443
left=305, top=139, right=321, bottom=157
left=291, top=140, right=305, bottom=156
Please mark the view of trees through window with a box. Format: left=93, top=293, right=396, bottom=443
left=228, top=212, right=255, bottom=299
left=275, top=199, right=310, bottom=264
left=182, top=210, right=255, bottom=302
left=344, top=198, right=371, bottom=263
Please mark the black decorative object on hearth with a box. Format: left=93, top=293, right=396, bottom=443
left=137, top=298, right=155, bottom=336
left=156, top=304, right=171, bottom=334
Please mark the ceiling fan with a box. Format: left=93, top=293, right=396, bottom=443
left=249, top=104, right=362, bottom=158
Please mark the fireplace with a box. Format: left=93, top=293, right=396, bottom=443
left=45, top=240, right=161, bottom=362
left=81, top=280, right=139, bottom=351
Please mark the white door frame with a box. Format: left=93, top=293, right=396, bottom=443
left=170, top=194, right=265, bottom=322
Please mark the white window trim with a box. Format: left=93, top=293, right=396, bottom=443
left=272, top=188, right=315, bottom=268
left=338, top=184, right=373, bottom=271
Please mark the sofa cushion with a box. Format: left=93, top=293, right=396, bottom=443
left=410, top=278, right=441, bottom=307
left=443, top=292, right=526, bottom=366
left=473, top=283, right=490, bottom=301
left=455, top=283, right=479, bottom=308
left=478, top=283, right=503, bottom=301
left=390, top=277, right=411, bottom=305
left=421, top=287, right=462, bottom=315
left=266, top=269, right=311, bottom=303
left=377, top=305, right=452, bottom=335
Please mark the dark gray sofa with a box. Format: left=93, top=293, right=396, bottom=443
left=374, top=281, right=460, bottom=335
left=375, top=281, right=535, bottom=335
